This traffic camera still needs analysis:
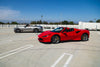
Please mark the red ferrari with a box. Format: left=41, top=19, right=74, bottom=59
left=38, top=27, right=90, bottom=43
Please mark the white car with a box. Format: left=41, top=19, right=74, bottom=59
left=14, top=24, right=43, bottom=33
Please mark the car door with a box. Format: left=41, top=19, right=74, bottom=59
left=61, top=28, right=74, bottom=40
left=23, top=26, right=32, bottom=32
left=73, top=29, right=81, bottom=39
left=66, top=28, right=75, bottom=40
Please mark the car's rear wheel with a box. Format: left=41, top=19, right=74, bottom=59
left=15, top=29, right=21, bottom=33
left=81, top=34, right=88, bottom=41
left=51, top=35, right=60, bottom=44
left=34, top=29, right=39, bottom=33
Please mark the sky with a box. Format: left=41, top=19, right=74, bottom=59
left=0, top=0, right=100, bottom=23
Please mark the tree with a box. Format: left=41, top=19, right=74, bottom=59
left=30, top=21, right=37, bottom=24
left=37, top=20, right=42, bottom=24
left=96, top=19, right=100, bottom=23
left=11, top=21, right=18, bottom=24
left=69, top=21, right=74, bottom=24
left=0, top=22, right=4, bottom=24
left=89, top=21, right=93, bottom=22
left=49, top=22, right=53, bottom=24
left=61, top=20, right=69, bottom=24
left=54, top=22, right=59, bottom=25
left=59, top=22, right=62, bottom=24
left=6, top=22, right=10, bottom=24
left=42, top=21, right=48, bottom=24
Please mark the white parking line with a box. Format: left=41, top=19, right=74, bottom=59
left=51, top=53, right=73, bottom=67
left=63, top=53, right=73, bottom=67
left=0, top=45, right=33, bottom=59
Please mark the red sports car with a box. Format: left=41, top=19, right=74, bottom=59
left=38, top=27, right=90, bottom=43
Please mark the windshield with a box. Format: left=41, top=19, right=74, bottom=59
left=51, top=27, right=64, bottom=32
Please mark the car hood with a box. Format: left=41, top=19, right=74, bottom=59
left=38, top=30, right=53, bottom=37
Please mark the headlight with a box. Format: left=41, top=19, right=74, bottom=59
left=43, top=35, right=48, bottom=37
left=42, top=34, right=51, bottom=37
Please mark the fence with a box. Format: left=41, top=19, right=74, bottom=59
left=0, top=22, right=100, bottom=31
left=0, top=24, right=79, bottom=31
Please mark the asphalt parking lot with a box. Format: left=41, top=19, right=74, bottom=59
left=0, top=28, right=100, bottom=67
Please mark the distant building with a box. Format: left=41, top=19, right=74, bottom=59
left=79, top=21, right=100, bottom=30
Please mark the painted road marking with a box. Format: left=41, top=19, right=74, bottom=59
left=63, top=53, right=73, bottom=67
left=0, top=45, right=33, bottom=59
left=51, top=53, right=73, bottom=67
left=51, top=53, right=66, bottom=67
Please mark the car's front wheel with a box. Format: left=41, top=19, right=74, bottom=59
left=51, top=35, right=60, bottom=44
left=81, top=34, right=88, bottom=41
left=34, top=29, right=39, bottom=33
left=15, top=29, right=21, bottom=33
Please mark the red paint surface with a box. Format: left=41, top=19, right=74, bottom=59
left=38, top=27, right=90, bottom=42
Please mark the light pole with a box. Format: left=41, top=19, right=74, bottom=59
left=41, top=15, right=43, bottom=24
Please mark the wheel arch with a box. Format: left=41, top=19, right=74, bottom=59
left=15, top=28, right=20, bottom=30
left=51, top=34, right=61, bottom=41
left=82, top=33, right=89, bottom=38
left=33, top=28, right=39, bottom=30
left=14, top=28, right=21, bottom=33
left=33, top=28, right=39, bottom=32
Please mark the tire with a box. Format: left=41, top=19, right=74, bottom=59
left=15, top=29, right=21, bottom=33
left=34, top=29, right=39, bottom=33
left=51, top=35, right=60, bottom=44
left=81, top=34, right=88, bottom=41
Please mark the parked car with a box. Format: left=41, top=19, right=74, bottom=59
left=38, top=27, right=90, bottom=43
left=14, top=24, right=43, bottom=33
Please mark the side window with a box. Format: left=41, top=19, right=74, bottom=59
left=63, top=28, right=74, bottom=32
left=70, top=28, right=74, bottom=31
left=67, top=28, right=74, bottom=32
left=62, top=28, right=67, bottom=32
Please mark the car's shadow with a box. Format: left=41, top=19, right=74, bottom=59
left=18, top=31, right=43, bottom=33
left=40, top=40, right=87, bottom=44
left=60, top=40, right=82, bottom=43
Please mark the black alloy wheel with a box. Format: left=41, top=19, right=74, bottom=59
left=81, top=34, right=88, bottom=41
left=51, top=35, right=60, bottom=44
left=15, top=29, right=21, bottom=33
left=34, top=29, right=39, bottom=33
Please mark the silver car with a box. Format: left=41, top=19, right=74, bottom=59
left=14, top=24, right=43, bottom=33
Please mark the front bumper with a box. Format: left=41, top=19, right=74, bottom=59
left=38, top=36, right=51, bottom=42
